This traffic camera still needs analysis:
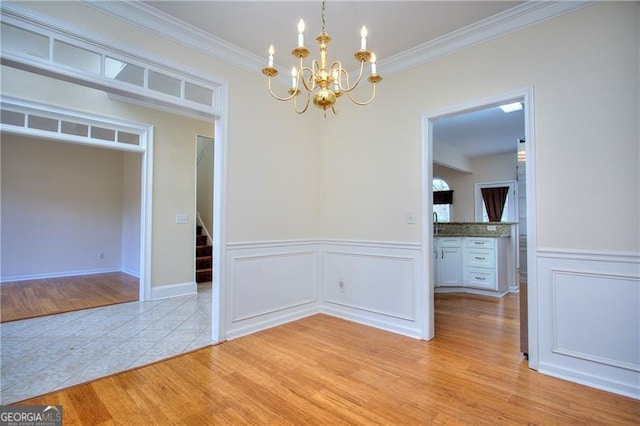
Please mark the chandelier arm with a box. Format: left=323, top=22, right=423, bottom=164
left=299, top=64, right=316, bottom=92
left=292, top=86, right=312, bottom=114
left=267, top=76, right=299, bottom=102
left=335, top=60, right=366, bottom=93
left=346, top=81, right=378, bottom=106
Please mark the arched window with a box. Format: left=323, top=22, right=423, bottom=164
left=433, top=178, right=451, bottom=222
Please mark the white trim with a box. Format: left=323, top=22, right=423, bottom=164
left=538, top=248, right=640, bottom=263
left=421, top=87, right=537, bottom=364
left=211, top=99, right=229, bottom=344
left=0, top=267, right=122, bottom=283
left=0, top=2, right=223, bottom=118
left=83, top=0, right=274, bottom=79
left=538, top=362, right=640, bottom=401
left=85, top=1, right=593, bottom=79
left=150, top=281, right=197, bottom=300
left=380, top=1, right=594, bottom=76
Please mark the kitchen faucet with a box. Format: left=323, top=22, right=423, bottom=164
left=433, top=211, right=439, bottom=235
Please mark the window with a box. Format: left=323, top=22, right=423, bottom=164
left=475, top=181, right=517, bottom=222
left=433, top=178, right=451, bottom=222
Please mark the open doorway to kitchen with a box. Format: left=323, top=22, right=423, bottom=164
left=422, top=88, right=537, bottom=367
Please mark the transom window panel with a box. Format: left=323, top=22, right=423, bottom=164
left=1, top=23, right=49, bottom=60
left=1, top=97, right=147, bottom=151
left=0, top=18, right=219, bottom=113
left=148, top=70, right=182, bottom=97
left=52, top=40, right=101, bottom=75
left=105, top=57, right=145, bottom=87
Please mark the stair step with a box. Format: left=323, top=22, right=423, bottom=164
left=196, top=225, right=203, bottom=235
left=196, top=245, right=212, bottom=257
left=196, top=256, right=212, bottom=269
left=196, top=234, right=207, bottom=246
left=196, top=268, right=212, bottom=283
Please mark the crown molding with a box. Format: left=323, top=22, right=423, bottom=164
left=82, top=0, right=266, bottom=76
left=379, top=1, right=595, bottom=75
left=83, top=1, right=594, bottom=79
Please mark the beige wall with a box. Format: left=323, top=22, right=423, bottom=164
left=2, top=1, right=321, bottom=288
left=1, top=135, right=125, bottom=277
left=435, top=152, right=517, bottom=222
left=1, top=67, right=212, bottom=287
left=321, top=2, right=639, bottom=252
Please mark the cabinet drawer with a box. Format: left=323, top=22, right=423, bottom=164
left=436, top=237, right=462, bottom=248
left=465, top=237, right=496, bottom=249
left=464, top=248, right=495, bottom=268
left=464, top=268, right=497, bottom=290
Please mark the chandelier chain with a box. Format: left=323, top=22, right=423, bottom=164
left=321, top=0, right=326, bottom=33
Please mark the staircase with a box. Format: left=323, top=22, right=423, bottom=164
left=196, top=225, right=212, bottom=283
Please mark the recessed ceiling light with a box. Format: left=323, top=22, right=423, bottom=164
left=499, top=102, right=523, bottom=113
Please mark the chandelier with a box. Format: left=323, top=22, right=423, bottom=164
left=262, top=0, right=382, bottom=116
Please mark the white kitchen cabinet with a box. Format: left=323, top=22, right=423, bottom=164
left=463, top=237, right=509, bottom=294
left=435, top=237, right=462, bottom=287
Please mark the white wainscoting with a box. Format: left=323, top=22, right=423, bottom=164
left=537, top=248, right=640, bottom=399
left=225, top=241, right=321, bottom=339
left=320, top=240, right=424, bottom=339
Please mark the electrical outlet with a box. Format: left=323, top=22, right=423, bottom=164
left=339, top=279, right=345, bottom=293
left=98, top=252, right=105, bottom=260
left=487, top=225, right=497, bottom=231
left=176, top=214, right=189, bottom=224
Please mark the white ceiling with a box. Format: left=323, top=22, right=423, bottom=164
left=140, top=1, right=527, bottom=157
left=433, top=105, right=525, bottom=158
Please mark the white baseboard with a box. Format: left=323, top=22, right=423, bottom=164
left=321, top=305, right=423, bottom=340
left=539, top=362, right=640, bottom=400
left=121, top=267, right=140, bottom=278
left=225, top=305, right=320, bottom=341
left=434, top=286, right=509, bottom=298
left=0, top=267, right=121, bottom=283
left=150, top=281, right=197, bottom=300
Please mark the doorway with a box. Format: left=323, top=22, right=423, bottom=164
left=195, top=135, right=214, bottom=286
left=0, top=96, right=152, bottom=307
left=421, top=87, right=538, bottom=368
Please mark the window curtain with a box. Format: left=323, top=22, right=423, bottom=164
left=433, top=190, right=453, bottom=205
left=481, top=187, right=508, bottom=222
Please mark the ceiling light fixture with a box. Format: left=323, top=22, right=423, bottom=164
left=262, top=0, right=382, bottom=117
left=499, top=102, right=523, bottom=113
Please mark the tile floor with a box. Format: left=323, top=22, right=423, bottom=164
left=0, top=282, right=213, bottom=404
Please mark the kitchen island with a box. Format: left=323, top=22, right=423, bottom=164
left=434, top=223, right=517, bottom=297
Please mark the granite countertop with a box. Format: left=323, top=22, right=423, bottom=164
left=435, top=222, right=516, bottom=238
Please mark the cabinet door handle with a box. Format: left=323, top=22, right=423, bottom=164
left=475, top=276, right=486, bottom=280
left=474, top=242, right=484, bottom=245
left=441, top=249, right=444, bottom=259
left=474, top=256, right=485, bottom=260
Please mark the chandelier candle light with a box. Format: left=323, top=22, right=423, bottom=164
left=262, top=0, right=382, bottom=116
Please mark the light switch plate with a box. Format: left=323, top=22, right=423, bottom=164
left=176, top=214, right=189, bottom=224
left=406, top=211, right=416, bottom=225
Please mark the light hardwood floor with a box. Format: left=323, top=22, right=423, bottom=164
left=16, top=294, right=640, bottom=424
left=0, top=272, right=139, bottom=322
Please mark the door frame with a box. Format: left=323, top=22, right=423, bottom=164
left=420, top=86, right=538, bottom=369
